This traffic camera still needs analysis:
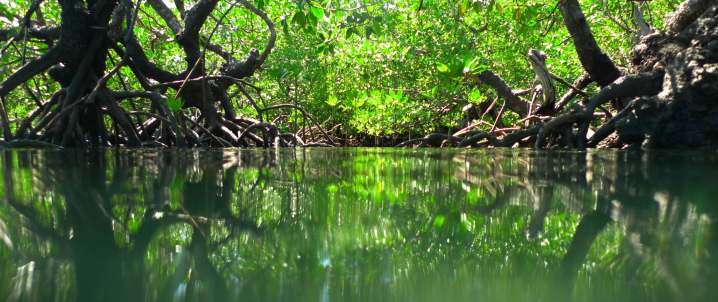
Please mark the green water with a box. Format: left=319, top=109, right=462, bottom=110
left=0, top=148, right=716, bottom=302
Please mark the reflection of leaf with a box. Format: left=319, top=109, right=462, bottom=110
left=460, top=213, right=474, bottom=232
left=0, top=218, right=12, bottom=250
left=433, top=215, right=446, bottom=228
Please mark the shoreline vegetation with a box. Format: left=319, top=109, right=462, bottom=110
left=0, top=0, right=716, bottom=149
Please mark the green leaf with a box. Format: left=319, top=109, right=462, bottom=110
left=437, top=62, right=450, bottom=73
left=326, top=95, right=340, bottom=107
left=463, top=56, right=481, bottom=74
left=167, top=96, right=182, bottom=112
left=292, top=11, right=306, bottom=27
left=345, top=27, right=357, bottom=38
left=309, top=6, right=324, bottom=20
left=468, top=89, right=483, bottom=103
left=281, top=15, right=289, bottom=35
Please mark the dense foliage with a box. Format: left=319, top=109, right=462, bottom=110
left=0, top=0, right=688, bottom=146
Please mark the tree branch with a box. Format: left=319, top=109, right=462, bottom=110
left=470, top=70, right=530, bottom=116
left=559, top=0, right=621, bottom=87
left=146, top=0, right=182, bottom=35
left=178, top=0, right=218, bottom=64
left=667, top=0, right=713, bottom=33
left=220, top=0, right=277, bottom=79
left=0, top=26, right=59, bottom=42
left=0, top=46, right=61, bottom=98
left=122, top=36, right=179, bottom=83
left=237, top=0, right=276, bottom=66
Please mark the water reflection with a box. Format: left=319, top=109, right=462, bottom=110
left=0, top=148, right=716, bottom=302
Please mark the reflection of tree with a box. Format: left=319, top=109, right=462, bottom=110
left=453, top=149, right=718, bottom=300
left=1, top=150, right=273, bottom=302
left=0, top=149, right=717, bottom=301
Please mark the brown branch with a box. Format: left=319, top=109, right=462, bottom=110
left=469, top=70, right=530, bottom=116
left=559, top=0, right=621, bottom=87
left=16, top=89, right=62, bottom=138
left=550, top=73, right=590, bottom=98
left=237, top=0, right=276, bottom=66
left=491, top=101, right=506, bottom=132
left=551, top=74, right=593, bottom=114
left=0, top=0, right=49, bottom=54
left=57, top=29, right=110, bottom=144
left=180, top=112, right=232, bottom=147
left=112, top=90, right=187, bottom=146
left=496, top=126, right=540, bottom=147
left=586, top=99, right=637, bottom=147
left=178, top=0, right=218, bottom=64
left=174, top=0, right=186, bottom=18
left=237, top=122, right=278, bottom=147
left=458, top=132, right=498, bottom=147
left=667, top=0, right=713, bottom=33
left=260, top=103, right=335, bottom=145
left=101, top=91, right=141, bottom=146
left=219, top=0, right=276, bottom=79
left=0, top=97, right=11, bottom=140
left=584, top=72, right=664, bottom=113
left=396, top=133, right=461, bottom=147
left=146, top=0, right=182, bottom=35
left=535, top=109, right=591, bottom=148
left=0, top=46, right=61, bottom=98
left=536, top=71, right=663, bottom=149
left=0, top=26, right=59, bottom=43
left=122, top=36, right=179, bottom=83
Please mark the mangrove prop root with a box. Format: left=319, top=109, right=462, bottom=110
left=0, top=0, right=292, bottom=148
left=399, top=0, right=718, bottom=150
left=1, top=0, right=717, bottom=150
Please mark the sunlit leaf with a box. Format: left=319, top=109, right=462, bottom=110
left=167, top=96, right=182, bottom=112
left=309, top=6, right=324, bottom=20
left=436, top=62, right=449, bottom=73
left=326, top=95, right=340, bottom=107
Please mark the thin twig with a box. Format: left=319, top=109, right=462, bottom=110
left=259, top=103, right=335, bottom=145
left=491, top=101, right=506, bottom=132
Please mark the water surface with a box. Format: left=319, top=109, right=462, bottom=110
left=0, top=148, right=716, bottom=302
